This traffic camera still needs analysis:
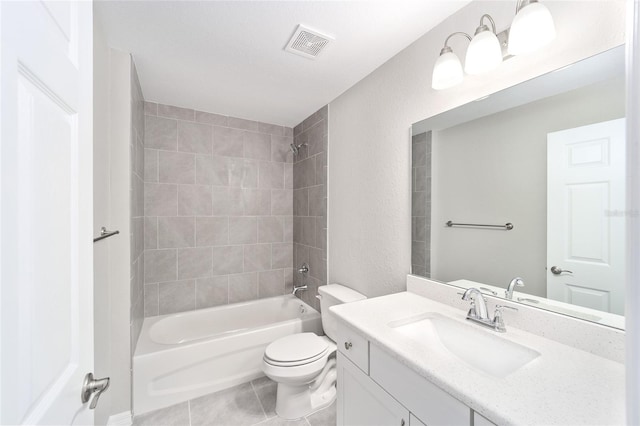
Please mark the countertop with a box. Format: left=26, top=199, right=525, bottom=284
left=330, top=291, right=625, bottom=426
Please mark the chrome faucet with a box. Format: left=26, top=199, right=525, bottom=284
left=505, top=277, right=524, bottom=299
left=461, top=287, right=518, bottom=332
left=292, top=263, right=309, bottom=295
left=292, top=284, right=308, bottom=295
left=461, top=287, right=490, bottom=320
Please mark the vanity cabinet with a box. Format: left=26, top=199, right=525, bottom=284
left=337, top=352, right=409, bottom=426
left=336, top=323, right=496, bottom=426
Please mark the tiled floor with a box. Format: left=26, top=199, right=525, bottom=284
left=133, top=377, right=336, bottom=426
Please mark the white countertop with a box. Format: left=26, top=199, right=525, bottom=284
left=330, top=291, right=626, bottom=426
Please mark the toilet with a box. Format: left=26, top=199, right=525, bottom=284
left=262, top=284, right=366, bottom=419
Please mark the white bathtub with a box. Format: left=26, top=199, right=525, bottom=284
left=133, top=295, right=322, bottom=415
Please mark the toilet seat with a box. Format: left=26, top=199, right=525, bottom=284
left=264, top=333, right=330, bottom=367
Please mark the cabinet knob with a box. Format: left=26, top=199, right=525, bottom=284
left=344, top=341, right=353, bottom=350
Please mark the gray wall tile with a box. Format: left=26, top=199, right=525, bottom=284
left=244, top=132, right=271, bottom=160
left=228, top=117, right=258, bottom=132
left=259, top=269, right=284, bottom=298
left=158, top=104, right=195, bottom=121
left=212, top=245, right=244, bottom=275
left=178, top=185, right=212, bottom=216
left=293, top=156, right=316, bottom=189
left=143, top=284, right=158, bottom=317
left=213, top=126, right=244, bottom=157
left=196, top=155, right=229, bottom=186
left=244, top=244, right=271, bottom=272
left=145, top=249, right=177, bottom=283
left=158, top=280, right=196, bottom=314
left=196, top=276, right=228, bottom=309
left=144, top=101, right=158, bottom=116
left=196, top=111, right=228, bottom=127
left=258, top=122, right=284, bottom=136
left=144, top=148, right=158, bottom=182
left=178, top=121, right=212, bottom=154
left=158, top=151, right=196, bottom=184
left=145, top=116, right=177, bottom=150
left=158, top=217, right=195, bottom=248
left=178, top=247, right=213, bottom=279
left=144, top=103, right=295, bottom=316
left=271, top=189, right=293, bottom=216
left=228, top=217, right=257, bottom=244
left=258, top=217, right=283, bottom=243
left=212, top=187, right=243, bottom=216
left=144, top=217, right=158, bottom=249
left=228, top=273, right=258, bottom=303
left=272, top=243, right=293, bottom=269
left=196, top=217, right=229, bottom=246
left=271, top=135, right=294, bottom=163
left=145, top=183, right=177, bottom=216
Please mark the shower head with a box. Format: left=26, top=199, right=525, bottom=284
left=290, top=142, right=307, bottom=156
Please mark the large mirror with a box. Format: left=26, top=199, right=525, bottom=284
left=411, top=46, right=626, bottom=329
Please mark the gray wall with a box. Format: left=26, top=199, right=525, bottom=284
left=411, top=131, right=431, bottom=278
left=430, top=77, right=625, bottom=297
left=292, top=106, right=328, bottom=311
left=142, top=103, right=294, bottom=316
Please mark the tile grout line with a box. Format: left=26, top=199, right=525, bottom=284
left=249, top=380, right=269, bottom=422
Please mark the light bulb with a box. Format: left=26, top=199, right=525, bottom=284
left=432, top=48, right=464, bottom=90
left=508, top=1, right=556, bottom=55
left=465, top=28, right=503, bottom=75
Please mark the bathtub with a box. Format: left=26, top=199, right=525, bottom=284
left=133, top=295, right=322, bottom=415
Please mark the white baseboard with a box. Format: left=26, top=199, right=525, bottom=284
left=107, top=411, right=132, bottom=426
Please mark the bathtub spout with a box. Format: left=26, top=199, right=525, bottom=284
left=292, top=284, right=308, bottom=295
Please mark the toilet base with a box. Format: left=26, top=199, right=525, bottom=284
left=275, top=381, right=336, bottom=420
left=274, top=358, right=337, bottom=420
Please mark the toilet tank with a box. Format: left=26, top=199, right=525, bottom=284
left=318, top=284, right=366, bottom=341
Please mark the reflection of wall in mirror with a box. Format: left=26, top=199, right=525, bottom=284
left=429, top=77, right=625, bottom=298
left=411, top=131, right=431, bottom=277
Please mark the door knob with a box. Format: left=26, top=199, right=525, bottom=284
left=81, top=372, right=110, bottom=409
left=550, top=266, right=573, bottom=275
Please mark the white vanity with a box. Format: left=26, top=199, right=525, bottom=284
left=331, top=276, right=625, bottom=425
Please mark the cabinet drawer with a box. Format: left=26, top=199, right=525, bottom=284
left=336, top=324, right=369, bottom=374
left=370, top=345, right=469, bottom=426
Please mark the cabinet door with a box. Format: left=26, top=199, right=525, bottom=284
left=337, top=352, right=409, bottom=426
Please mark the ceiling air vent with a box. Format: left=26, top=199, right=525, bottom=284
left=285, top=25, right=333, bottom=59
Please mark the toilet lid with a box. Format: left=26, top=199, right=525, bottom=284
left=264, top=333, right=329, bottom=364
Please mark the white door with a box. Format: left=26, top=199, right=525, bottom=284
left=0, top=1, right=95, bottom=424
left=547, top=118, right=625, bottom=315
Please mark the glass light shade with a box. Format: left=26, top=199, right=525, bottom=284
left=508, top=1, right=556, bottom=55
left=464, top=30, right=503, bottom=75
left=432, top=50, right=464, bottom=90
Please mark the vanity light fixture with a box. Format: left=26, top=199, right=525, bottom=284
left=508, top=0, right=556, bottom=55
left=431, top=0, right=555, bottom=90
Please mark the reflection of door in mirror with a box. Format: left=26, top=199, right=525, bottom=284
left=546, top=118, right=625, bottom=315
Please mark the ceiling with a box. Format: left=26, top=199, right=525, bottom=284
left=95, top=1, right=470, bottom=127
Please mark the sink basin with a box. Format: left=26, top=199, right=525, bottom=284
left=388, top=313, right=540, bottom=378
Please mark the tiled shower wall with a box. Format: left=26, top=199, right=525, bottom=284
left=130, top=61, right=145, bottom=348
left=292, top=106, right=328, bottom=311
left=142, top=102, right=294, bottom=316
left=411, top=131, right=431, bottom=277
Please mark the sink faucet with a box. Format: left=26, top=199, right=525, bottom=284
left=505, top=277, right=524, bottom=299
left=461, top=288, right=489, bottom=320
left=461, top=287, right=518, bottom=332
